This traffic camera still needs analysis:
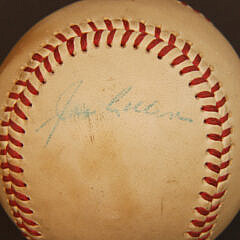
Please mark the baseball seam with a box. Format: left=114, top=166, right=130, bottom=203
left=0, top=19, right=232, bottom=240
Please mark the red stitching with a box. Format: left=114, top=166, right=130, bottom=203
left=1, top=162, right=23, bottom=173
left=0, top=19, right=232, bottom=239
left=121, top=30, right=134, bottom=47
left=54, top=46, right=63, bottom=64
left=107, top=29, right=116, bottom=47
left=134, top=33, right=147, bottom=48
left=71, top=25, right=82, bottom=37
left=6, top=186, right=30, bottom=201
left=32, top=53, right=44, bottom=62
left=13, top=211, right=37, bottom=226
left=139, top=22, right=146, bottom=33
left=146, top=38, right=163, bottom=52
left=55, top=33, right=67, bottom=42
left=94, top=30, right=104, bottom=47
left=104, top=19, right=114, bottom=31
left=81, top=33, right=87, bottom=51
left=44, top=56, right=54, bottom=73
left=67, top=37, right=75, bottom=56
left=3, top=174, right=26, bottom=187
left=17, top=222, right=41, bottom=236
left=9, top=200, right=33, bottom=214
left=155, top=27, right=161, bottom=39
left=88, top=21, right=98, bottom=31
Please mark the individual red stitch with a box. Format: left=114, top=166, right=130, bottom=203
left=0, top=135, right=8, bottom=141
left=201, top=105, right=218, bottom=112
left=204, top=118, right=221, bottom=126
left=121, top=30, right=134, bottom=47
left=205, top=162, right=220, bottom=174
left=9, top=92, right=19, bottom=99
left=94, top=30, right=104, bottom=47
left=188, top=224, right=213, bottom=237
left=44, top=44, right=55, bottom=52
left=6, top=186, right=30, bottom=201
left=155, top=27, right=161, bottom=39
left=55, top=33, right=67, bottom=42
left=168, top=34, right=176, bottom=46
left=0, top=149, right=7, bottom=155
left=107, top=29, right=116, bottom=46
left=6, top=120, right=25, bottom=134
left=16, top=80, right=27, bottom=86
left=204, top=177, right=218, bottom=187
left=139, top=22, right=146, bottom=33
left=122, top=19, right=130, bottom=30
left=88, top=21, right=98, bottom=31
left=19, top=92, right=32, bottom=107
left=32, top=53, right=44, bottom=62
left=220, top=160, right=230, bottom=169
left=13, top=211, right=37, bottom=226
left=193, top=54, right=201, bottom=66
left=8, top=134, right=24, bottom=147
left=71, top=25, right=82, bottom=37
left=26, top=80, right=39, bottom=96
left=17, top=222, right=41, bottom=236
left=207, top=148, right=221, bottom=158
left=171, top=54, right=189, bottom=66
left=54, top=46, right=63, bottom=64
left=4, top=107, right=13, bottom=112
left=104, top=19, right=114, bottom=31
left=146, top=38, right=163, bottom=52
left=3, top=174, right=26, bottom=187
left=66, top=37, right=75, bottom=56
left=81, top=33, right=88, bottom=51
left=9, top=200, right=33, bottom=214
left=134, top=33, right=147, bottom=48
left=220, top=113, right=229, bottom=124
left=43, top=57, right=54, bottom=73
left=195, top=91, right=214, bottom=99
left=35, top=67, right=45, bottom=83
left=192, top=214, right=217, bottom=227
left=182, top=42, right=191, bottom=55
left=6, top=144, right=23, bottom=159
left=207, top=133, right=222, bottom=141
left=157, top=34, right=176, bottom=59
left=195, top=203, right=220, bottom=216
left=180, top=65, right=199, bottom=75
left=211, top=82, right=220, bottom=93
left=216, top=97, right=226, bottom=109
left=200, top=191, right=225, bottom=202
left=189, top=77, right=208, bottom=87
left=222, top=128, right=231, bottom=138
left=24, top=67, right=35, bottom=73
left=218, top=174, right=229, bottom=183
left=222, top=145, right=231, bottom=155
left=14, top=103, right=28, bottom=120
left=1, top=162, right=23, bottom=173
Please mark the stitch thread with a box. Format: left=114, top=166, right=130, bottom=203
left=0, top=19, right=232, bottom=239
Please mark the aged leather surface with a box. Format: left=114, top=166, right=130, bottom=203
left=0, top=0, right=239, bottom=239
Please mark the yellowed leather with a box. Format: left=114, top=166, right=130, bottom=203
left=0, top=0, right=239, bottom=240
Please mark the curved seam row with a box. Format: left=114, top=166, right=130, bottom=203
left=0, top=19, right=232, bottom=239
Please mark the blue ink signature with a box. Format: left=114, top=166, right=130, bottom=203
left=36, top=80, right=193, bottom=147
left=106, top=87, right=193, bottom=122
left=35, top=80, right=96, bottom=147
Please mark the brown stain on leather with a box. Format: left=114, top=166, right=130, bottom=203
left=78, top=130, right=141, bottom=225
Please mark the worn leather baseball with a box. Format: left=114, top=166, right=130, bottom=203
left=0, top=0, right=239, bottom=239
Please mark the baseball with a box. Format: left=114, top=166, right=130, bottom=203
left=0, top=0, right=239, bottom=239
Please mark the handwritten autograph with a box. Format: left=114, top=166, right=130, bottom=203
left=36, top=80, right=193, bottom=147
